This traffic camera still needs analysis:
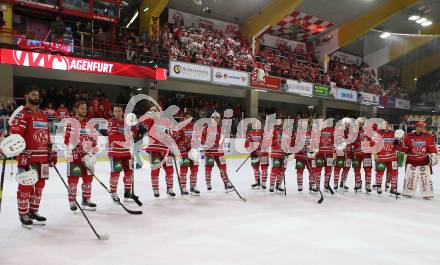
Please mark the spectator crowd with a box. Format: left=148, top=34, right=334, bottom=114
left=7, top=14, right=404, bottom=98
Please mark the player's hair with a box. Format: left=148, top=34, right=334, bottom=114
left=24, top=85, right=40, bottom=95
left=113, top=104, right=125, bottom=111
left=73, top=100, right=87, bottom=110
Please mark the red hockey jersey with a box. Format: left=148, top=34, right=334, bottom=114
left=401, top=131, right=437, bottom=166
left=270, top=126, right=284, bottom=159
left=142, top=115, right=181, bottom=155
left=9, top=107, right=51, bottom=164
left=318, top=127, right=335, bottom=155
left=64, top=117, right=98, bottom=158
left=245, top=128, right=264, bottom=151
left=201, top=123, right=224, bottom=157
left=294, top=130, right=313, bottom=160
left=175, top=122, right=197, bottom=156
left=376, top=130, right=398, bottom=162
left=107, top=117, right=135, bottom=158
left=353, top=129, right=374, bottom=156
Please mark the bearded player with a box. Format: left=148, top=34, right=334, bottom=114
left=142, top=105, right=176, bottom=198
left=107, top=105, right=139, bottom=202
left=201, top=112, right=233, bottom=192
left=175, top=111, right=200, bottom=196
left=269, top=119, right=286, bottom=193
left=244, top=117, right=269, bottom=190
left=352, top=117, right=374, bottom=193
left=333, top=119, right=353, bottom=192
left=400, top=121, right=438, bottom=199
left=373, top=122, right=401, bottom=195
left=293, top=121, right=314, bottom=192
left=0, top=86, right=57, bottom=228
left=64, top=101, right=98, bottom=211
left=314, top=120, right=335, bottom=192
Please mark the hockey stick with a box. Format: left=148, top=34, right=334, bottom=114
left=0, top=127, right=10, bottom=213
left=129, top=157, right=142, bottom=206
left=305, top=159, right=324, bottom=204
left=53, top=166, right=109, bottom=240
left=91, top=173, right=143, bottom=215
left=172, top=156, right=185, bottom=196
left=0, top=154, right=6, bottom=213
left=218, top=159, right=247, bottom=202
left=235, top=154, right=251, bottom=172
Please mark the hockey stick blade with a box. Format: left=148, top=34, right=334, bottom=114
left=116, top=201, right=143, bottom=215
left=91, top=173, right=143, bottom=215
left=99, top=234, right=110, bottom=240
left=317, top=189, right=324, bottom=204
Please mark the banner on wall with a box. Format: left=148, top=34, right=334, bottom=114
left=335, top=88, right=358, bottom=102
left=359, top=92, right=379, bottom=105
left=395, top=98, right=411, bottom=110
left=168, top=8, right=239, bottom=35
left=169, top=61, right=211, bottom=82
left=313, top=84, right=332, bottom=97
left=281, top=79, right=313, bottom=96
left=331, top=51, right=362, bottom=65
left=0, top=48, right=166, bottom=80
left=260, top=34, right=304, bottom=50
left=212, top=68, right=249, bottom=87
left=250, top=74, right=281, bottom=90
left=387, top=97, right=396, bottom=108
left=17, top=38, right=73, bottom=55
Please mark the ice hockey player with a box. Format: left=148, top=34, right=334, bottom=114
left=244, top=117, right=269, bottom=190
left=293, top=121, right=314, bottom=192
left=1, top=86, right=56, bottom=228
left=141, top=105, right=176, bottom=198
left=175, top=111, right=200, bottom=196
left=373, top=121, right=401, bottom=195
left=353, top=117, right=374, bottom=192
left=315, top=120, right=336, bottom=193
left=64, top=100, right=98, bottom=211
left=400, top=121, right=438, bottom=199
left=269, top=119, right=286, bottom=193
left=333, top=118, right=352, bottom=191
left=201, top=112, right=234, bottom=192
left=107, top=105, right=139, bottom=202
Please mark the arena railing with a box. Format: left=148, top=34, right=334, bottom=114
left=0, top=27, right=170, bottom=68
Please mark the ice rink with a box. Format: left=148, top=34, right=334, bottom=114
left=1, top=158, right=440, bottom=265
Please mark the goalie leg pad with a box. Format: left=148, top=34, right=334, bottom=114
left=418, top=166, right=434, bottom=198
left=403, top=165, right=418, bottom=197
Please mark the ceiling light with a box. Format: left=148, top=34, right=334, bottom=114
left=408, top=15, right=420, bottom=21
left=126, top=11, right=139, bottom=28
left=421, top=21, right=433, bottom=27
left=414, top=77, right=418, bottom=81
left=416, top=17, right=427, bottom=24
left=137, top=88, right=142, bottom=91
left=380, top=32, right=391, bottom=39
left=143, top=7, right=149, bottom=13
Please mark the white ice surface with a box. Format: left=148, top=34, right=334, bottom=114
left=1, top=159, right=440, bottom=265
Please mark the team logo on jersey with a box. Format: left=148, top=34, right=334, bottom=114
left=413, top=141, right=426, bottom=146
left=33, top=121, right=48, bottom=129
left=383, top=137, right=395, bottom=143
left=251, top=136, right=262, bottom=141
left=79, top=128, right=90, bottom=135
left=32, top=129, right=49, bottom=144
